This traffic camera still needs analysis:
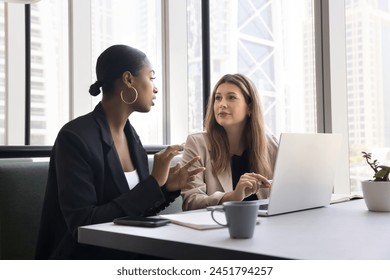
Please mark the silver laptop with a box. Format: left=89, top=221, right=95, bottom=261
left=258, top=133, right=342, bottom=216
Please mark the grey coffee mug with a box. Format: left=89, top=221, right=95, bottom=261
left=211, top=201, right=260, bottom=239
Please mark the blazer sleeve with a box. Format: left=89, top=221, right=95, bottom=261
left=54, top=129, right=170, bottom=238
left=181, top=133, right=225, bottom=210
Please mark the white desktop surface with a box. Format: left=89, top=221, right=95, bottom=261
left=78, top=199, right=390, bottom=259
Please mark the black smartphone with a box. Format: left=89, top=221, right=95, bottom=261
left=113, top=216, right=171, bottom=227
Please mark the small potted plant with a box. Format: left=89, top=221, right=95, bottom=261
left=361, top=152, right=390, bottom=211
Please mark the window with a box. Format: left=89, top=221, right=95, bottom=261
left=187, top=0, right=204, bottom=134
left=2, top=1, right=316, bottom=146
left=345, top=0, right=390, bottom=193
left=205, top=0, right=317, bottom=136
left=90, top=0, right=163, bottom=144
left=30, top=0, right=69, bottom=145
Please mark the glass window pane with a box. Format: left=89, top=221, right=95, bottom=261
left=187, top=0, right=204, bottom=134
left=91, top=0, right=163, bottom=145
left=30, top=0, right=69, bottom=145
left=0, top=4, right=4, bottom=144
left=206, top=0, right=317, bottom=136
left=345, top=0, right=390, bottom=193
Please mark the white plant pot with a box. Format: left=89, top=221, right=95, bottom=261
left=361, top=180, right=390, bottom=212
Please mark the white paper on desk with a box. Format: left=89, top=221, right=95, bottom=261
left=159, top=211, right=226, bottom=230
left=331, top=193, right=363, bottom=204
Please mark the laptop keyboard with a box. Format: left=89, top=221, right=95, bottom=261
left=259, top=204, right=269, bottom=210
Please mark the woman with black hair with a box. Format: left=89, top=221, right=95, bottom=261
left=35, top=45, right=204, bottom=259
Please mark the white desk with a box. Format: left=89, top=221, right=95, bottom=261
left=78, top=199, right=390, bottom=259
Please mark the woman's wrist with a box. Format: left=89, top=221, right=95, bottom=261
left=220, top=191, right=240, bottom=204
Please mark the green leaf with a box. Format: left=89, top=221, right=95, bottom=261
left=375, top=169, right=388, bottom=180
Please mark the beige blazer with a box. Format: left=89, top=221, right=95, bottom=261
left=181, top=131, right=278, bottom=210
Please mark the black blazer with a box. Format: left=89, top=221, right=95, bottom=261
left=35, top=103, right=179, bottom=259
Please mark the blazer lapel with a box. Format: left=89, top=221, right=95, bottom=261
left=215, top=164, right=233, bottom=192
left=204, top=138, right=233, bottom=192
left=124, top=122, right=149, bottom=181
left=93, top=103, right=130, bottom=194
left=106, top=146, right=130, bottom=194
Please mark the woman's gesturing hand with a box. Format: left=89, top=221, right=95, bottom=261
left=151, top=145, right=183, bottom=187
left=165, top=156, right=206, bottom=192
left=151, top=145, right=205, bottom=188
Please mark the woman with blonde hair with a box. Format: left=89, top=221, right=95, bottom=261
left=181, top=73, right=278, bottom=210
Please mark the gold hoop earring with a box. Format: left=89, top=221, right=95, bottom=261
left=120, top=87, right=138, bottom=105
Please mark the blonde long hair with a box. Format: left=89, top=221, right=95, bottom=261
left=204, top=73, right=273, bottom=178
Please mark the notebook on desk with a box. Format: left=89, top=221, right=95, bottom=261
left=257, top=133, right=342, bottom=216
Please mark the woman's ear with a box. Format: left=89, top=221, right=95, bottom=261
left=122, top=71, right=133, bottom=86
left=247, top=107, right=252, bottom=118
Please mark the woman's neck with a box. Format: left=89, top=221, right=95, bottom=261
left=101, top=98, right=131, bottom=135
left=225, top=125, right=246, bottom=156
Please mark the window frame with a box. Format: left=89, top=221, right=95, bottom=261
left=315, top=0, right=351, bottom=194
left=4, top=3, right=26, bottom=145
